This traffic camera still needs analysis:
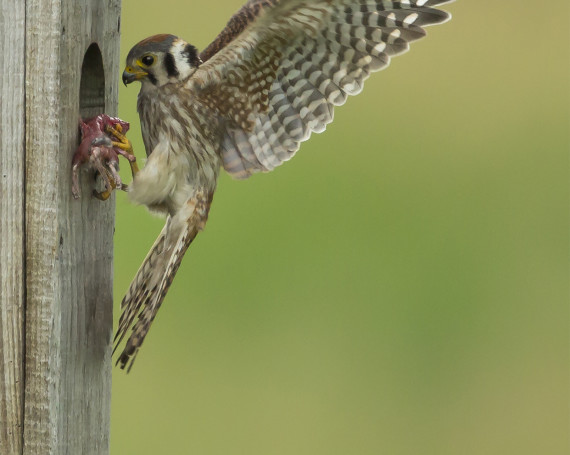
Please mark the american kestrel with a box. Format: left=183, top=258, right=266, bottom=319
left=115, top=0, right=452, bottom=370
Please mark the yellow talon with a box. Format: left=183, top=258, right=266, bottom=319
left=106, top=125, right=139, bottom=177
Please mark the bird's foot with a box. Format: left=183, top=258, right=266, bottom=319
left=106, top=124, right=140, bottom=177
left=93, top=170, right=118, bottom=201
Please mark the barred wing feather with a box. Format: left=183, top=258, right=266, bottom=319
left=194, top=0, right=451, bottom=179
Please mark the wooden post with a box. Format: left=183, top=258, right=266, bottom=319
left=0, top=1, right=121, bottom=454
left=0, top=1, right=26, bottom=453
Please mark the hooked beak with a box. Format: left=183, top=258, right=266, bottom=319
left=122, top=66, right=147, bottom=86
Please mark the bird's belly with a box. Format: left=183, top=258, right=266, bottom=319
left=130, top=130, right=220, bottom=215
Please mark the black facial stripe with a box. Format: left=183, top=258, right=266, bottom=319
left=147, top=72, right=158, bottom=85
left=183, top=44, right=201, bottom=67
left=164, top=52, right=179, bottom=78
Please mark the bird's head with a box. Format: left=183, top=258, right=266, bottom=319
left=122, top=34, right=202, bottom=88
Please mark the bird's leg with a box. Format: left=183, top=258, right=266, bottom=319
left=90, top=146, right=121, bottom=201
left=93, top=168, right=118, bottom=201
left=106, top=124, right=140, bottom=179
left=107, top=161, right=123, bottom=189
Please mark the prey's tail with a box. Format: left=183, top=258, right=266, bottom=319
left=114, top=190, right=212, bottom=371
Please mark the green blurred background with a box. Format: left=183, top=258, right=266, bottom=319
left=111, top=1, right=569, bottom=454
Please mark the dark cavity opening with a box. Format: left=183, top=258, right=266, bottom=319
left=79, top=43, right=105, bottom=119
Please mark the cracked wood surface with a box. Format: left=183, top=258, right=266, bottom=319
left=1, top=1, right=122, bottom=454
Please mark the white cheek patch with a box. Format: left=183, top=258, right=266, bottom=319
left=171, top=39, right=197, bottom=79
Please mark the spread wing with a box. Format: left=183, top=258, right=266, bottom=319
left=194, top=0, right=452, bottom=179
left=200, top=0, right=280, bottom=63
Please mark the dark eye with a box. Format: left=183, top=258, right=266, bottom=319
left=141, top=55, right=155, bottom=66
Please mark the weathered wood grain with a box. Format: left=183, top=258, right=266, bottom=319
left=2, top=1, right=122, bottom=454
left=0, top=1, right=26, bottom=454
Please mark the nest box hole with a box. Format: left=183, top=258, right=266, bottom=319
left=80, top=43, right=105, bottom=119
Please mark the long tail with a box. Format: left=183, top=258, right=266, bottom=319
left=114, top=190, right=211, bottom=371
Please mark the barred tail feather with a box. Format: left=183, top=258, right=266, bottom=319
left=114, top=190, right=212, bottom=371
